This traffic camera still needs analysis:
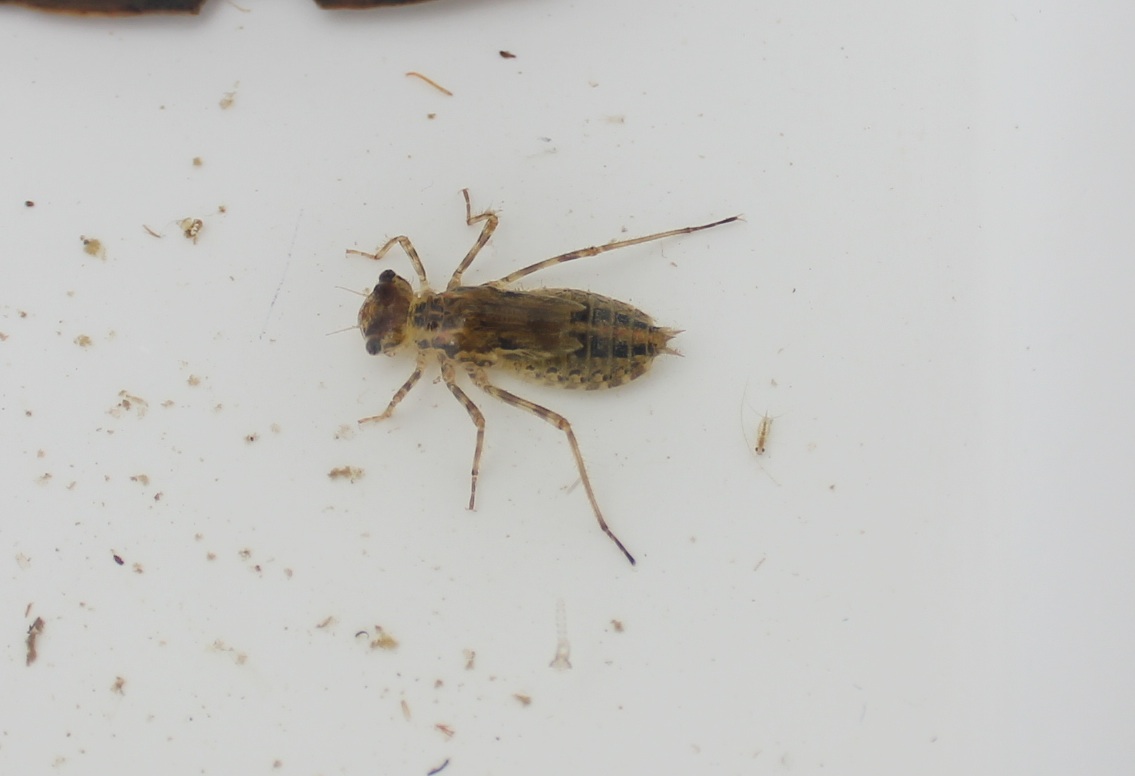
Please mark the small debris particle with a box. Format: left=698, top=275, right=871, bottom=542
left=283, top=568, right=293, bottom=579
left=25, top=200, right=35, bottom=207
left=111, top=676, right=126, bottom=695
left=434, top=724, right=455, bottom=740
left=178, top=217, right=203, bottom=244
left=217, top=204, right=228, bottom=214
left=16, top=553, right=32, bottom=570
left=192, top=156, right=203, bottom=167
left=333, top=424, right=355, bottom=440
left=463, top=649, right=475, bottom=670
left=142, top=224, right=163, bottom=238
left=611, top=619, right=624, bottom=633
left=187, top=375, right=201, bottom=386
left=238, top=548, right=252, bottom=560
left=550, top=599, right=571, bottom=670
left=513, top=693, right=532, bottom=706
left=154, top=492, right=163, bottom=501
left=315, top=616, right=336, bottom=629
left=206, top=552, right=217, bottom=561
left=24, top=602, right=33, bottom=617
left=370, top=626, right=399, bottom=651
left=272, top=760, right=282, bottom=769
left=245, top=433, right=259, bottom=444
left=0, top=332, right=8, bottom=341
left=80, top=236, right=107, bottom=260
left=270, top=423, right=281, bottom=434
left=426, top=113, right=437, bottom=120
left=405, top=71, right=453, bottom=96
left=401, top=699, right=411, bottom=720
left=499, top=50, right=516, bottom=59
left=37, top=473, right=53, bottom=485
left=219, top=83, right=238, bottom=109
left=427, top=758, right=451, bottom=776
left=26, top=617, right=45, bottom=666
left=328, top=466, right=364, bottom=483
left=132, top=563, right=144, bottom=574
left=130, top=474, right=150, bottom=486
left=113, top=553, right=125, bottom=565
left=110, top=390, right=149, bottom=418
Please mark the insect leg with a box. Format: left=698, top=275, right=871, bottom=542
left=495, top=215, right=741, bottom=285
left=438, top=356, right=486, bottom=510
left=359, top=350, right=428, bottom=424
left=348, top=236, right=430, bottom=288
left=446, top=189, right=500, bottom=290
left=465, top=366, right=636, bottom=565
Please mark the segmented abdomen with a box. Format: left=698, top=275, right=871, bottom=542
left=512, top=289, right=677, bottom=390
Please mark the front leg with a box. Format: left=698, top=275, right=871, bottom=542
left=359, top=350, right=428, bottom=424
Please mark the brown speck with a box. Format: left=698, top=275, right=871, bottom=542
left=333, top=424, right=355, bottom=440
left=132, top=563, right=144, bottom=574
left=316, top=616, right=336, bottom=629
left=37, top=473, right=53, bottom=485
left=499, top=50, right=516, bottom=59
left=26, top=617, right=45, bottom=666
left=401, top=699, right=411, bottom=720
left=513, top=693, right=532, bottom=706
left=219, top=83, right=238, bottom=109
left=153, top=492, right=163, bottom=501
left=0, top=332, right=8, bottom=341
left=328, top=466, right=364, bottom=483
left=192, top=156, right=203, bottom=167
left=245, top=433, right=259, bottom=444
left=36, top=449, right=45, bottom=458
left=110, top=390, right=149, bottom=418
left=463, top=649, right=475, bottom=670
left=272, top=761, right=282, bottom=770
left=111, top=676, right=126, bottom=695
left=610, top=619, right=624, bottom=632
left=187, top=375, right=201, bottom=387
left=80, top=236, right=107, bottom=260
left=434, top=724, right=455, bottom=739
left=113, top=553, right=125, bottom=565
left=283, top=568, right=293, bottom=579
left=130, top=474, right=150, bottom=486
left=206, top=552, right=217, bottom=561
left=217, top=204, right=228, bottom=214
left=25, top=200, right=35, bottom=207
left=178, top=217, right=203, bottom=244
left=370, top=626, right=398, bottom=651
left=238, top=548, right=252, bottom=560
left=426, top=113, right=437, bottom=120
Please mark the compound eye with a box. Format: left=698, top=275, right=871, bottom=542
left=365, top=338, right=382, bottom=355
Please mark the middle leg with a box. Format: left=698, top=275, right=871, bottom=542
left=446, top=188, right=500, bottom=290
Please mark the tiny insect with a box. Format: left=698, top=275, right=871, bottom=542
left=755, top=411, right=773, bottom=455
left=350, top=189, right=738, bottom=564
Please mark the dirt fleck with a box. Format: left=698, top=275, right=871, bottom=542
left=80, top=236, right=107, bottom=260
left=328, top=466, right=364, bottom=483
left=25, top=617, right=45, bottom=666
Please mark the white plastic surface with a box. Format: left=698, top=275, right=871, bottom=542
left=2, top=2, right=1134, bottom=774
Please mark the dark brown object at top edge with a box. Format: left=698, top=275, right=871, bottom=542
left=3, top=0, right=436, bottom=14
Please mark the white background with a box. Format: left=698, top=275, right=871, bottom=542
left=2, top=1, right=1133, bottom=774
